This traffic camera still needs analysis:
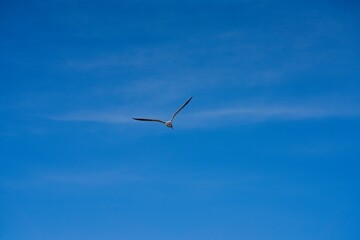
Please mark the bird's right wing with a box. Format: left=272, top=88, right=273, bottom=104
left=170, top=96, right=193, bottom=121
left=133, top=118, right=166, bottom=124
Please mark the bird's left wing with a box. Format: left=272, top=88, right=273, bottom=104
left=133, top=118, right=166, bottom=124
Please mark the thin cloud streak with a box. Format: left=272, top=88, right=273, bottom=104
left=41, top=170, right=143, bottom=186
left=2, top=170, right=146, bottom=189
left=2, top=168, right=265, bottom=194
left=49, top=102, right=360, bottom=126
left=49, top=111, right=133, bottom=123
left=185, top=103, right=360, bottom=127
left=193, top=105, right=344, bottom=120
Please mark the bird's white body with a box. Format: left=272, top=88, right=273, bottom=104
left=165, top=121, right=173, bottom=129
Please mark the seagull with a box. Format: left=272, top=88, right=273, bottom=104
left=133, top=96, right=193, bottom=129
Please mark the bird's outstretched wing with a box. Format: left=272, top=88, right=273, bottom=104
left=133, top=118, right=166, bottom=124
left=170, top=96, right=192, bottom=121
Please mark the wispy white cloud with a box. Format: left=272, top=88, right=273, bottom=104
left=49, top=100, right=360, bottom=127
left=192, top=105, right=348, bottom=121
left=40, top=170, right=144, bottom=186
left=48, top=110, right=133, bottom=123
left=2, top=169, right=146, bottom=189
left=2, top=168, right=265, bottom=195
left=184, top=102, right=360, bottom=127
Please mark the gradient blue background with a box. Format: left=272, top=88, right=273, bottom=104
left=1, top=0, right=360, bottom=239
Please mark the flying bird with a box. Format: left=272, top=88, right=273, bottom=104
left=133, top=97, right=193, bottom=129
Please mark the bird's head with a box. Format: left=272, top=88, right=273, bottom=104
left=165, top=121, right=173, bottom=129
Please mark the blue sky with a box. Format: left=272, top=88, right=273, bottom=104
left=1, top=0, right=360, bottom=239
